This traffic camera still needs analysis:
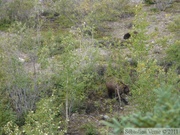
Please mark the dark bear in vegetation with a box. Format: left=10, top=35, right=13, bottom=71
left=123, top=31, right=138, bottom=40
left=123, top=33, right=131, bottom=39
left=106, top=81, right=131, bottom=105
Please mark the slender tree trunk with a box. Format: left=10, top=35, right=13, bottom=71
left=65, top=76, right=69, bottom=122
left=66, top=93, right=69, bottom=122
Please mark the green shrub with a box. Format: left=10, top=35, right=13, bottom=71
left=166, top=41, right=180, bottom=66
left=0, top=0, right=34, bottom=23
left=0, top=19, right=11, bottom=31
left=102, top=85, right=180, bottom=135
left=131, top=60, right=163, bottom=113
left=81, top=123, right=98, bottom=135
left=52, top=0, right=132, bottom=34
left=144, top=0, right=156, bottom=4
left=22, top=96, right=65, bottom=135
left=0, top=102, right=16, bottom=135
left=3, top=94, right=66, bottom=135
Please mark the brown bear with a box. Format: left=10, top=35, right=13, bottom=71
left=106, top=81, right=131, bottom=105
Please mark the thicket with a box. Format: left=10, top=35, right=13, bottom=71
left=0, top=1, right=122, bottom=134
left=102, top=86, right=180, bottom=135
left=168, top=15, right=180, bottom=37
left=0, top=0, right=131, bottom=33
left=102, top=3, right=180, bottom=135
left=0, top=0, right=179, bottom=135
left=0, top=0, right=35, bottom=30
left=144, top=0, right=177, bottom=11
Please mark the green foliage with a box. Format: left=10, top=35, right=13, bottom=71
left=155, top=36, right=170, bottom=48
left=0, top=31, right=39, bottom=124
left=131, top=57, right=179, bottom=113
left=0, top=19, right=11, bottom=31
left=105, top=49, right=132, bottom=84
left=81, top=123, right=98, bottom=135
left=22, top=96, right=65, bottom=135
left=124, top=4, right=180, bottom=115
left=83, top=0, right=132, bottom=32
left=9, top=21, right=43, bottom=53
left=168, top=15, right=180, bottom=37
left=3, top=121, right=21, bottom=135
left=167, top=16, right=180, bottom=66
left=166, top=41, right=180, bottom=65
left=146, top=0, right=175, bottom=11
left=87, top=0, right=130, bottom=21
left=0, top=16, right=53, bottom=127
left=102, top=85, right=180, bottom=135
left=126, top=5, right=159, bottom=113
left=131, top=60, right=163, bottom=113
left=128, top=86, right=180, bottom=128
left=0, top=39, right=16, bottom=134
left=1, top=0, right=179, bottom=134
left=4, top=0, right=34, bottom=21
left=0, top=103, right=16, bottom=135
left=0, top=0, right=43, bottom=30
left=3, top=92, right=66, bottom=135
left=49, top=33, right=78, bottom=56
left=45, top=32, right=101, bottom=119
left=130, top=4, right=149, bottom=59
left=51, top=0, right=132, bottom=31
left=0, top=0, right=132, bottom=32
left=144, top=0, right=156, bottom=4
left=102, top=118, right=122, bottom=135
left=56, top=15, right=75, bottom=28
left=0, top=46, right=5, bottom=86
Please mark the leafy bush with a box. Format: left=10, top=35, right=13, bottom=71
left=0, top=0, right=35, bottom=28
left=0, top=102, right=16, bottom=135
left=0, top=19, right=11, bottom=30
left=0, top=38, right=16, bottom=134
left=131, top=60, right=160, bottom=113
left=87, top=0, right=130, bottom=21
left=131, top=59, right=179, bottom=113
left=165, top=40, right=180, bottom=74
left=54, top=0, right=132, bottom=30
left=156, top=0, right=174, bottom=11
left=3, top=93, right=66, bottom=135
left=81, top=123, right=98, bottom=135
left=1, top=0, right=179, bottom=134
left=22, top=96, right=66, bottom=135
left=144, top=0, right=174, bottom=11
left=0, top=20, right=54, bottom=127
left=144, top=0, right=156, bottom=4
left=168, top=15, right=180, bottom=38
left=102, top=85, right=180, bottom=135
left=166, top=41, right=180, bottom=65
